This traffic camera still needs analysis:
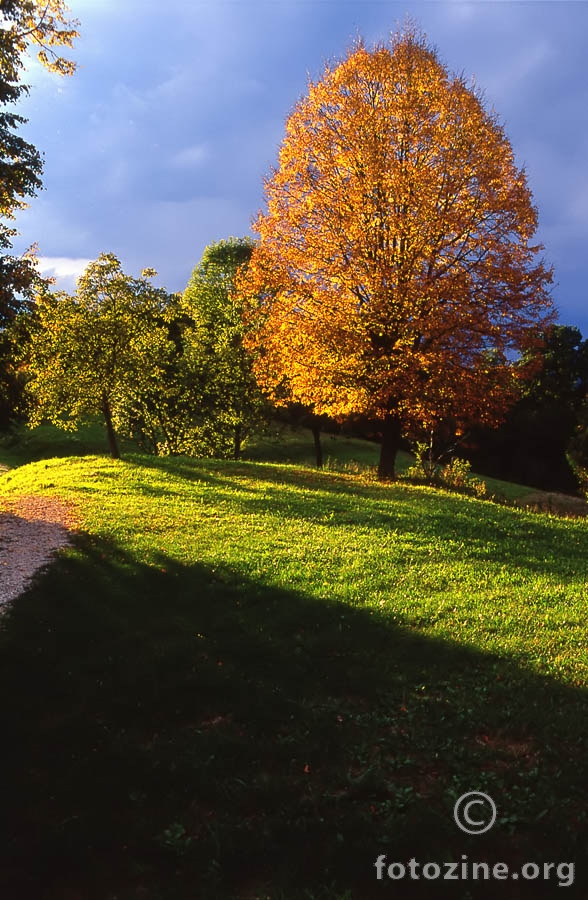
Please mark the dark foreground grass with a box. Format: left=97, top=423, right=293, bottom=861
left=0, top=455, right=587, bottom=899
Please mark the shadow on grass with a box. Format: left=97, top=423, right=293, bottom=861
left=0, top=535, right=586, bottom=899
left=0, top=422, right=139, bottom=469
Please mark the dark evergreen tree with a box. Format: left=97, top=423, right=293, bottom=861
left=468, top=325, right=588, bottom=493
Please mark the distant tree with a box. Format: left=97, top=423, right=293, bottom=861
left=468, top=325, right=588, bottom=492
left=24, top=253, right=176, bottom=459
left=0, top=0, right=78, bottom=427
left=239, top=27, right=554, bottom=480
left=523, top=325, right=588, bottom=408
left=270, top=403, right=330, bottom=468
left=199, top=237, right=257, bottom=278
left=182, top=237, right=266, bottom=459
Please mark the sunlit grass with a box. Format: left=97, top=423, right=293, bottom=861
left=2, top=453, right=585, bottom=679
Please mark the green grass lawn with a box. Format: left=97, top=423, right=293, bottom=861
left=0, top=450, right=586, bottom=899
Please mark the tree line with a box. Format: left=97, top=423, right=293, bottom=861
left=1, top=6, right=587, bottom=491
left=21, top=240, right=265, bottom=462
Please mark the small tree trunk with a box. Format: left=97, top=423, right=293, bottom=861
left=311, top=420, right=323, bottom=468
left=377, top=414, right=402, bottom=481
left=233, top=423, right=242, bottom=460
left=102, top=394, right=120, bottom=460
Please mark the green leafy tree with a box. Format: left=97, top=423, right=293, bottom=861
left=24, top=253, right=176, bottom=459
left=0, top=0, right=78, bottom=426
left=182, top=237, right=265, bottom=459
left=113, top=298, right=208, bottom=458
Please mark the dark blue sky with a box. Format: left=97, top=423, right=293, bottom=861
left=13, top=1, right=588, bottom=334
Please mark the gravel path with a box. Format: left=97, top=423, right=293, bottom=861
left=0, top=495, right=77, bottom=608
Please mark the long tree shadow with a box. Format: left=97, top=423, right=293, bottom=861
left=128, top=454, right=588, bottom=582
left=0, top=535, right=586, bottom=899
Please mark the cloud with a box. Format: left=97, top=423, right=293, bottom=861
left=38, top=256, right=91, bottom=288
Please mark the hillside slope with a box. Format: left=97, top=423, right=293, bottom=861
left=0, top=455, right=586, bottom=898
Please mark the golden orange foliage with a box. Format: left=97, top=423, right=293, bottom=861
left=238, top=28, right=555, bottom=476
left=2, top=0, right=79, bottom=76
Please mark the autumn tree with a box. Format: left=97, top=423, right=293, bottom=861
left=24, top=254, right=177, bottom=459
left=0, top=0, right=78, bottom=426
left=182, top=237, right=266, bottom=459
left=239, top=28, right=554, bottom=479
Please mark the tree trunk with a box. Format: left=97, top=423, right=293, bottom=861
left=233, top=423, right=242, bottom=460
left=102, top=394, right=120, bottom=460
left=377, top=414, right=402, bottom=481
left=310, top=420, right=323, bottom=468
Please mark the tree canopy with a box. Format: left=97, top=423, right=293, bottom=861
left=239, top=27, right=555, bottom=479
left=23, top=243, right=264, bottom=462
left=24, top=253, right=176, bottom=459
left=182, top=236, right=265, bottom=459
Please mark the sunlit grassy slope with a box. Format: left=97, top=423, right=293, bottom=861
left=1, top=419, right=536, bottom=501
left=0, top=454, right=586, bottom=898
